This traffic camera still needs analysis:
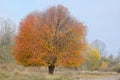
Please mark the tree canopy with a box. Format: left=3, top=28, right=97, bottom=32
left=13, top=5, right=87, bottom=74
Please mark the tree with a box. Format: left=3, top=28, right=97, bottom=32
left=110, top=52, right=120, bottom=71
left=100, top=61, right=108, bottom=71
left=99, top=55, right=109, bottom=71
left=91, top=39, right=106, bottom=56
left=13, top=5, right=87, bottom=74
left=108, top=54, right=114, bottom=68
left=114, top=50, right=120, bottom=65
left=0, top=18, right=16, bottom=63
left=84, top=45, right=101, bottom=70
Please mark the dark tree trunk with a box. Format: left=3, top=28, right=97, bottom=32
left=48, top=64, right=55, bottom=74
left=75, top=67, right=78, bottom=70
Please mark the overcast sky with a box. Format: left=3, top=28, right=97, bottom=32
left=0, top=0, right=120, bottom=56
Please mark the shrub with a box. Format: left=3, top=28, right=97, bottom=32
left=117, top=68, right=120, bottom=73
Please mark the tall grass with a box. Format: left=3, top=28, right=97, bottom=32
left=0, top=63, right=119, bottom=80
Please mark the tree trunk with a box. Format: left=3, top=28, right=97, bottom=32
left=75, top=67, right=78, bottom=70
left=48, top=64, right=55, bottom=74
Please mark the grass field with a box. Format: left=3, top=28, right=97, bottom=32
left=0, top=63, right=120, bottom=80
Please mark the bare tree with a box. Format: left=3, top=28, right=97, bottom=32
left=0, top=18, right=16, bottom=63
left=91, top=39, right=106, bottom=56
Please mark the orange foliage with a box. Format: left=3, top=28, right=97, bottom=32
left=13, top=5, right=87, bottom=67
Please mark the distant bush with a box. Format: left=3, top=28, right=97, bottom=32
left=117, top=68, right=120, bottom=73
left=112, top=64, right=120, bottom=72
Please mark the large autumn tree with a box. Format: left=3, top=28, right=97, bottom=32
left=13, top=5, right=87, bottom=74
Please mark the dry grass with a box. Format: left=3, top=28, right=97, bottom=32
left=0, top=63, right=119, bottom=80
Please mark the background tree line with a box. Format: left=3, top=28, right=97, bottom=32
left=80, top=40, right=120, bottom=72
